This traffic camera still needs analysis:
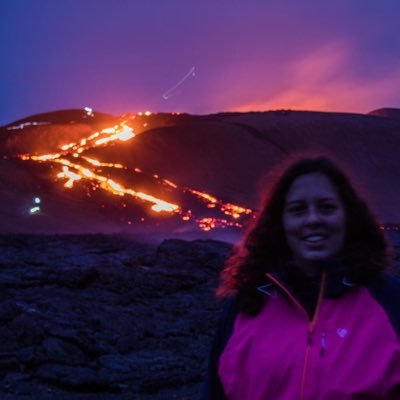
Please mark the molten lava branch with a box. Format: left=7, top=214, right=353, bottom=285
left=187, top=189, right=252, bottom=219
left=57, top=123, right=136, bottom=155
left=52, top=159, right=180, bottom=214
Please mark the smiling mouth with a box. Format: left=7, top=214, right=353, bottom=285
left=302, top=235, right=328, bottom=243
left=303, top=237, right=326, bottom=251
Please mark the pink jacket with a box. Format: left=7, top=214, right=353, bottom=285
left=214, top=272, right=400, bottom=399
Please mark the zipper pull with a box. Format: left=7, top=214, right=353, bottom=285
left=320, top=331, right=327, bottom=356
left=307, top=330, right=313, bottom=345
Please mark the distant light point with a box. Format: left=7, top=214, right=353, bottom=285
left=84, top=107, right=94, bottom=117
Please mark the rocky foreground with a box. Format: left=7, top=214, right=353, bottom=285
left=0, top=232, right=399, bottom=399
left=0, top=234, right=232, bottom=399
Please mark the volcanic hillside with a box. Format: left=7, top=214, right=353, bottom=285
left=1, top=108, right=399, bottom=235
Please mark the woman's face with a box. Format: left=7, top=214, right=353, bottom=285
left=283, top=172, right=346, bottom=273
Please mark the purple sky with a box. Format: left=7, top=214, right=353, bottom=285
left=1, top=0, right=400, bottom=124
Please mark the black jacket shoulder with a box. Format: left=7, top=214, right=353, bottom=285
left=366, top=274, right=400, bottom=337
left=202, top=296, right=240, bottom=400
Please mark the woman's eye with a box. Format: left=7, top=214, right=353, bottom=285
left=287, top=205, right=306, bottom=214
left=320, top=203, right=337, bottom=212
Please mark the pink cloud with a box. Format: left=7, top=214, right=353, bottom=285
left=229, top=42, right=400, bottom=113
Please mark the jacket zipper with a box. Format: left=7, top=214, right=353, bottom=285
left=299, top=270, right=327, bottom=400
left=266, top=270, right=327, bottom=400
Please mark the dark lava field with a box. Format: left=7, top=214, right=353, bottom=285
left=0, top=232, right=399, bottom=399
left=0, top=234, right=232, bottom=399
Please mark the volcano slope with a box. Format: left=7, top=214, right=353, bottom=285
left=0, top=108, right=399, bottom=235
left=107, top=109, right=399, bottom=221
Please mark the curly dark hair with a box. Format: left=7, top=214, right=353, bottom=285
left=218, top=156, right=388, bottom=315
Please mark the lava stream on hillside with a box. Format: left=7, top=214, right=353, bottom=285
left=18, top=114, right=253, bottom=231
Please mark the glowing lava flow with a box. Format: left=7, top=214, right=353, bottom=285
left=20, top=121, right=180, bottom=214
left=55, top=160, right=179, bottom=213
left=187, top=189, right=252, bottom=219
left=18, top=114, right=253, bottom=230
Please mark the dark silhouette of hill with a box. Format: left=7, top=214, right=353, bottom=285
left=368, top=108, right=400, bottom=121
left=0, top=108, right=399, bottom=234
left=2, top=109, right=118, bottom=129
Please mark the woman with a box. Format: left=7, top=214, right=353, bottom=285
left=204, top=156, right=400, bottom=399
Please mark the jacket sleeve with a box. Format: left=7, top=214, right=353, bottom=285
left=201, top=296, right=239, bottom=400
left=367, top=274, right=400, bottom=337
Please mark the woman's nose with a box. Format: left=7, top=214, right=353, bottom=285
left=304, top=207, right=322, bottom=225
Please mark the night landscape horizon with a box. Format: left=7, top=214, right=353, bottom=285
left=1, top=1, right=400, bottom=398
left=1, top=105, right=400, bottom=238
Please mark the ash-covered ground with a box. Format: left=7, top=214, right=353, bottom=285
left=0, top=232, right=399, bottom=399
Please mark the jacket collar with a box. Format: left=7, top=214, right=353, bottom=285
left=258, top=257, right=358, bottom=300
